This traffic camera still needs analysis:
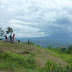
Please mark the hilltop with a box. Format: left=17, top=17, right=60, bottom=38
left=0, top=41, right=72, bottom=72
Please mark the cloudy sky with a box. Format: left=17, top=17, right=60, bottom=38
left=0, top=0, right=72, bottom=37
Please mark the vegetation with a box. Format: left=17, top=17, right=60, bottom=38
left=0, top=28, right=4, bottom=37
left=0, top=52, right=36, bottom=72
left=48, top=46, right=52, bottom=49
left=27, top=40, right=30, bottom=44
left=6, top=27, right=13, bottom=34
left=0, top=27, right=13, bottom=38
left=0, top=41, right=72, bottom=72
left=18, top=40, right=20, bottom=43
left=68, top=45, right=72, bottom=51
left=60, top=47, right=66, bottom=53
left=67, top=45, right=72, bottom=54
left=0, top=38, right=3, bottom=41
left=27, top=40, right=34, bottom=45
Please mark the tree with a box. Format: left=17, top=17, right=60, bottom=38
left=0, top=28, right=4, bottom=37
left=6, top=27, right=13, bottom=34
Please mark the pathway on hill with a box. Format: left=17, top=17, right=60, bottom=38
left=36, top=49, right=68, bottom=67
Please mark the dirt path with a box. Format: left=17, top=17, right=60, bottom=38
left=36, top=49, right=68, bottom=67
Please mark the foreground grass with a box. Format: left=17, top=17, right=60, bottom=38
left=0, top=52, right=72, bottom=72
left=0, top=41, right=72, bottom=72
left=46, top=49, right=72, bottom=64
left=0, top=52, right=37, bottom=72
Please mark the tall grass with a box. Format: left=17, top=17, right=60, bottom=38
left=0, top=52, right=36, bottom=72
left=39, top=60, right=72, bottom=72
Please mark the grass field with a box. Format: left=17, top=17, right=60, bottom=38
left=0, top=41, right=72, bottom=72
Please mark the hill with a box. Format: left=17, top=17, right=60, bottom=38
left=0, top=41, right=72, bottom=72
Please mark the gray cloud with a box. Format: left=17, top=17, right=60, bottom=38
left=0, top=0, right=72, bottom=37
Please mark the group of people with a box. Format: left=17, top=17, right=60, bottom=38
left=4, top=33, right=15, bottom=42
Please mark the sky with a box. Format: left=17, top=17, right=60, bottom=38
left=0, top=0, right=72, bottom=37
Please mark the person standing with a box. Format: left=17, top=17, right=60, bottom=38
left=9, top=34, right=12, bottom=42
left=4, top=33, right=8, bottom=41
left=13, top=33, right=15, bottom=43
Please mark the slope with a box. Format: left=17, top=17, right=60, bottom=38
left=0, top=41, right=72, bottom=72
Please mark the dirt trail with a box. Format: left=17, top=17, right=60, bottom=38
left=36, top=49, right=68, bottom=67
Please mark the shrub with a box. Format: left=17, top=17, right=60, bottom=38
left=60, top=47, right=66, bottom=53
left=37, top=45, right=42, bottom=47
left=0, top=38, right=3, bottom=41
left=31, top=42, right=34, bottom=45
left=67, top=50, right=72, bottom=54
left=48, top=46, right=52, bottom=49
left=18, top=40, right=20, bottom=43
left=68, top=45, right=72, bottom=51
left=27, top=40, right=30, bottom=44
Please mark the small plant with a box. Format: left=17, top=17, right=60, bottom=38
left=48, top=46, right=52, bottom=49
left=18, top=40, right=20, bottom=43
left=31, top=42, right=34, bottom=45
left=0, top=38, right=3, bottom=41
left=27, top=40, right=30, bottom=44
left=27, top=56, right=36, bottom=64
left=37, top=45, right=42, bottom=47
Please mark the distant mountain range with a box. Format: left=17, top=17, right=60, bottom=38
left=44, top=33, right=72, bottom=41
left=16, top=33, right=72, bottom=48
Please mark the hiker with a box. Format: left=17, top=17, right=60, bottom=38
left=4, top=34, right=8, bottom=41
left=13, top=33, right=15, bottom=42
left=9, top=34, right=12, bottom=42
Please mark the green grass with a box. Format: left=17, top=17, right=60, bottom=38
left=47, top=49, right=72, bottom=64
left=0, top=41, right=72, bottom=72
left=40, top=60, right=71, bottom=72
left=0, top=52, right=36, bottom=72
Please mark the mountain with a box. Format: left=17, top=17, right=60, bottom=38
left=44, top=33, right=72, bottom=41
left=16, top=33, right=72, bottom=48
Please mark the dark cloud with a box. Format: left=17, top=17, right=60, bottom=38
left=56, top=16, right=72, bottom=25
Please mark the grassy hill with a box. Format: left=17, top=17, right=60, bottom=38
left=0, top=41, right=72, bottom=72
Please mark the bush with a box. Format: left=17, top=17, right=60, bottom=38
left=60, top=47, right=66, bottom=53
left=67, top=50, right=72, bottom=54
left=67, top=45, right=72, bottom=54
left=27, top=40, right=30, bottom=44
left=68, top=45, right=72, bottom=51
left=0, top=38, right=3, bottom=41
left=18, top=40, right=20, bottom=43
left=48, top=46, right=52, bottom=49
left=37, top=45, right=42, bottom=47
left=31, top=42, right=34, bottom=45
